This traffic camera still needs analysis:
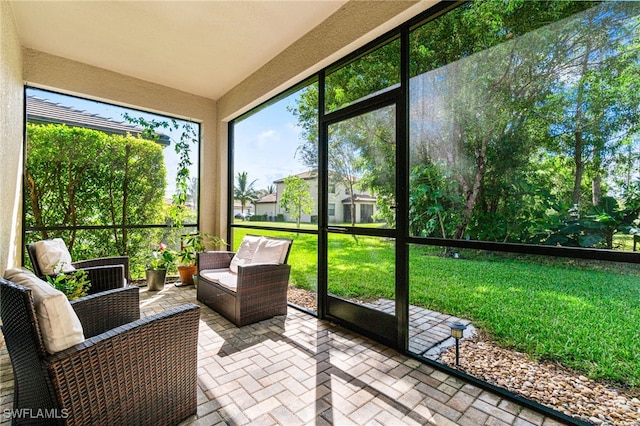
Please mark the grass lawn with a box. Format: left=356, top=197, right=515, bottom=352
left=233, top=224, right=640, bottom=387
left=410, top=247, right=640, bottom=387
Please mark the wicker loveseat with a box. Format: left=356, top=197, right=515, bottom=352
left=27, top=240, right=128, bottom=294
left=0, top=270, right=199, bottom=426
left=197, top=235, right=292, bottom=327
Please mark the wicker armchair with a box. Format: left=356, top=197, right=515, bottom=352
left=26, top=243, right=129, bottom=294
left=0, top=278, right=200, bottom=426
left=197, top=236, right=293, bottom=326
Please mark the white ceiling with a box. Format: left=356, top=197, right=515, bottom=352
left=9, top=1, right=349, bottom=100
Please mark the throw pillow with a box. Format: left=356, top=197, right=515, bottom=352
left=34, top=238, right=76, bottom=275
left=3, top=268, right=85, bottom=353
left=229, top=235, right=263, bottom=273
left=251, top=238, right=290, bottom=264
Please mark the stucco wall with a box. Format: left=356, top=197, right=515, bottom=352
left=0, top=2, right=24, bottom=272
left=22, top=49, right=222, bottom=239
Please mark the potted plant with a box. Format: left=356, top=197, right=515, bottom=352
left=146, top=243, right=177, bottom=291
left=176, top=233, right=225, bottom=286
left=46, top=269, right=91, bottom=300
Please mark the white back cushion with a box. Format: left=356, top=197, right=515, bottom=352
left=229, top=235, right=263, bottom=273
left=251, top=238, right=290, bottom=264
left=4, top=268, right=85, bottom=354
left=35, top=238, right=76, bottom=275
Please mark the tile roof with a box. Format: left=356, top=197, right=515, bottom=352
left=256, top=193, right=277, bottom=203
left=273, top=170, right=317, bottom=183
left=26, top=95, right=171, bottom=145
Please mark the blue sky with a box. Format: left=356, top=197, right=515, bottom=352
left=232, top=92, right=309, bottom=191
left=27, top=88, right=308, bottom=195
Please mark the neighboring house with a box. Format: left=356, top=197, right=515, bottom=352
left=26, top=95, right=171, bottom=146
left=254, top=193, right=277, bottom=219
left=271, top=170, right=379, bottom=224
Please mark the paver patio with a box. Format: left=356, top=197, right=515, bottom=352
left=362, top=298, right=475, bottom=359
left=0, top=284, right=569, bottom=425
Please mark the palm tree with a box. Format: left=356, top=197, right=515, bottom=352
left=234, top=171, right=258, bottom=216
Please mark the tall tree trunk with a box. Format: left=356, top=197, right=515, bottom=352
left=121, top=144, right=131, bottom=255
left=25, top=170, right=48, bottom=239
left=348, top=180, right=356, bottom=227
left=454, top=134, right=489, bottom=240
left=571, top=38, right=592, bottom=207
left=572, top=130, right=584, bottom=206
left=591, top=144, right=604, bottom=206
left=592, top=174, right=602, bottom=206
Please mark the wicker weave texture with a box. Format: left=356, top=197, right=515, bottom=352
left=26, top=243, right=129, bottom=294
left=0, top=279, right=59, bottom=424
left=48, top=304, right=199, bottom=426
left=197, top=237, right=293, bottom=327
left=70, top=286, right=140, bottom=338
left=197, top=251, right=235, bottom=270
left=1, top=278, right=199, bottom=426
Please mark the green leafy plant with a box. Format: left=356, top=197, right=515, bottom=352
left=122, top=113, right=198, bottom=228
left=148, top=243, right=177, bottom=271
left=177, top=233, right=226, bottom=266
left=46, top=269, right=91, bottom=300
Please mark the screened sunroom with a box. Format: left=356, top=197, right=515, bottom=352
left=1, top=1, right=638, bottom=425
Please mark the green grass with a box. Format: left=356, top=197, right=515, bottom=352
left=327, top=235, right=395, bottom=300
left=410, top=248, right=640, bottom=387
left=233, top=224, right=640, bottom=387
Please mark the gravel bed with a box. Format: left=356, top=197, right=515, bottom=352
left=288, top=287, right=317, bottom=311
left=440, top=333, right=640, bottom=425
left=286, top=287, right=640, bottom=425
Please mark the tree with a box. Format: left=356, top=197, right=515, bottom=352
left=409, top=1, right=640, bottom=242
left=409, top=162, right=463, bottom=238
left=328, top=125, right=363, bottom=227
left=279, top=175, right=314, bottom=230
left=290, top=1, right=640, bottom=250
left=100, top=134, right=166, bottom=255
left=25, top=123, right=166, bottom=257
left=292, top=42, right=400, bottom=228
left=234, top=171, right=258, bottom=216
left=534, top=4, right=640, bottom=211
left=26, top=124, right=105, bottom=242
left=187, top=178, right=198, bottom=208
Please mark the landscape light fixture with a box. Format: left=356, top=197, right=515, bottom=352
left=450, top=322, right=467, bottom=366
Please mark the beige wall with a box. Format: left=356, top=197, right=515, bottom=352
left=22, top=49, right=223, bottom=240
left=0, top=2, right=24, bottom=272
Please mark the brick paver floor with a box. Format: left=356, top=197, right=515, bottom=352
left=362, top=298, right=475, bottom=359
left=0, top=284, right=570, bottom=425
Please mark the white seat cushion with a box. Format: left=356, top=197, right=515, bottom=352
left=229, top=235, right=262, bottom=273
left=200, top=269, right=238, bottom=291
left=4, top=268, right=85, bottom=354
left=251, top=238, right=290, bottom=264
left=34, top=238, right=76, bottom=275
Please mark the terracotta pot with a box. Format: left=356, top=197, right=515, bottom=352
left=177, top=265, right=197, bottom=285
left=146, top=269, right=167, bottom=291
